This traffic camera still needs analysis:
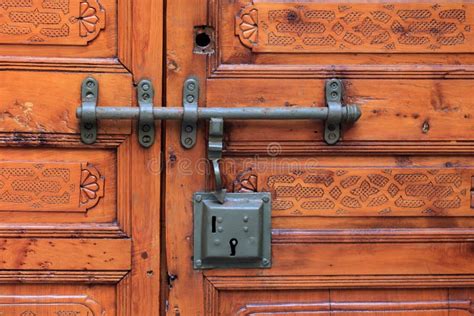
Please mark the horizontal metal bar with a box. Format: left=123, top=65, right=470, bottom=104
left=77, top=106, right=361, bottom=121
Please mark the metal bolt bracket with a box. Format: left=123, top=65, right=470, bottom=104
left=325, top=79, right=343, bottom=145
left=138, top=79, right=155, bottom=148
left=181, top=77, right=199, bottom=148
left=80, top=77, right=98, bottom=144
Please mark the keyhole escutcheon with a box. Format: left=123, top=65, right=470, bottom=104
left=229, top=238, right=238, bottom=256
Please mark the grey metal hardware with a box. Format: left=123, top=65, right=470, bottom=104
left=208, top=118, right=225, bottom=203
left=137, top=80, right=155, bottom=148
left=78, top=77, right=156, bottom=146
left=77, top=77, right=361, bottom=146
left=80, top=77, right=98, bottom=144
left=193, top=192, right=272, bottom=269
left=181, top=77, right=199, bottom=148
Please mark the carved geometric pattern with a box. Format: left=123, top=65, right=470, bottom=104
left=235, top=2, right=473, bottom=53
left=227, top=168, right=474, bottom=217
left=0, top=295, right=103, bottom=315
left=0, top=0, right=105, bottom=45
left=0, top=161, right=104, bottom=212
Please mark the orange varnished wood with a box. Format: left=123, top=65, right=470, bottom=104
left=0, top=238, right=130, bottom=270
left=168, top=0, right=474, bottom=314
left=0, top=71, right=132, bottom=135
left=0, top=0, right=162, bottom=314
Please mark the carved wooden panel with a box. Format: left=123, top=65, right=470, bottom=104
left=235, top=1, right=474, bottom=53
left=227, top=167, right=474, bottom=217
left=0, top=161, right=104, bottom=212
left=0, top=295, right=103, bottom=315
left=0, top=0, right=105, bottom=45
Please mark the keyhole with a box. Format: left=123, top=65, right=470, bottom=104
left=229, top=238, right=238, bottom=256
left=211, top=216, right=217, bottom=233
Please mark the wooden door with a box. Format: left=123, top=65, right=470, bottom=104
left=0, top=0, right=162, bottom=315
left=166, top=0, right=474, bottom=315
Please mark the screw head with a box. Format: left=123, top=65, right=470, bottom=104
left=142, top=93, right=150, bottom=101
left=195, top=259, right=202, bottom=267
left=328, top=132, right=337, bottom=140
left=86, top=80, right=95, bottom=88
left=185, top=125, right=193, bottom=133
left=195, top=195, right=202, bottom=202
left=187, top=82, right=196, bottom=91
left=262, top=196, right=270, bottom=203
left=142, top=124, right=151, bottom=132
left=331, top=91, right=338, bottom=99
left=142, top=135, right=151, bottom=143
left=330, top=82, right=339, bottom=90
left=184, top=137, right=193, bottom=146
left=186, top=95, right=195, bottom=103
left=262, top=258, right=270, bottom=266
left=142, top=83, right=150, bottom=91
left=84, top=123, right=93, bottom=130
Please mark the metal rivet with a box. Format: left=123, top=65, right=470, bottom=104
left=195, top=195, right=202, bottom=202
left=142, top=124, right=151, bottom=132
left=217, top=217, right=223, bottom=223
left=185, top=125, right=193, bottom=133
left=262, top=196, right=270, bottom=203
left=195, top=259, right=202, bottom=267
left=217, top=227, right=223, bottom=233
left=86, top=81, right=95, bottom=88
left=331, top=92, right=338, bottom=99
left=330, top=82, right=338, bottom=89
left=142, top=93, right=150, bottom=101
left=214, top=239, right=220, bottom=245
left=243, top=226, right=249, bottom=232
left=262, top=258, right=270, bottom=266
left=187, top=82, right=196, bottom=91
left=186, top=95, right=195, bottom=103
left=142, top=83, right=150, bottom=91
left=184, top=137, right=193, bottom=146
left=142, top=135, right=151, bottom=143
left=243, top=216, right=249, bottom=222
left=328, top=132, right=337, bottom=140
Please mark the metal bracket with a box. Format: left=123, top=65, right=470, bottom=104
left=137, top=79, right=155, bottom=148
left=181, top=77, right=199, bottom=148
left=324, top=79, right=343, bottom=145
left=80, top=77, right=98, bottom=144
